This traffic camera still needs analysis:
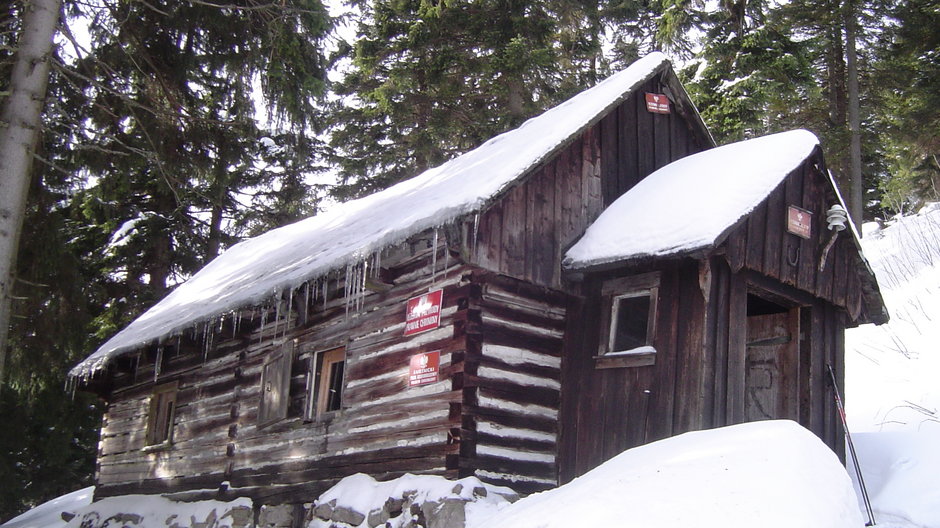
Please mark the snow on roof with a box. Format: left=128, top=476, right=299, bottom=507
left=563, top=129, right=820, bottom=270
left=72, top=53, right=673, bottom=379
left=478, top=420, right=865, bottom=528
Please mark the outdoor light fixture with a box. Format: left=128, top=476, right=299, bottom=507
left=826, top=204, right=848, bottom=231
left=819, top=204, right=849, bottom=271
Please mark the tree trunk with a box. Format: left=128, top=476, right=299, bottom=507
left=0, top=0, right=62, bottom=386
left=845, top=0, right=864, bottom=231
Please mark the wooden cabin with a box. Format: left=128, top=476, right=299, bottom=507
left=70, top=53, right=886, bottom=512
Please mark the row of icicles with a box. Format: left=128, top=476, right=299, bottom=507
left=68, top=218, right=480, bottom=392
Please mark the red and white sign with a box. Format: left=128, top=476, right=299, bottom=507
left=645, top=93, right=670, bottom=114
left=787, top=205, right=813, bottom=239
left=409, top=350, right=440, bottom=387
left=404, top=289, right=443, bottom=336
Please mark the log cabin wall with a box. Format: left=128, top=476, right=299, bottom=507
left=459, top=271, right=566, bottom=494
left=95, top=246, right=477, bottom=504
left=471, top=77, right=711, bottom=290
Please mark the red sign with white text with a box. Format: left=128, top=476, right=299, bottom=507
left=645, top=93, right=670, bottom=114
left=409, top=350, right=440, bottom=387
left=787, top=205, right=813, bottom=239
left=404, top=289, right=443, bottom=336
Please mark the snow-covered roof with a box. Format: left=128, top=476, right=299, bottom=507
left=563, top=129, right=821, bottom=270
left=72, top=52, right=679, bottom=379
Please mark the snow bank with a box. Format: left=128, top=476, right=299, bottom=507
left=473, top=420, right=864, bottom=528
left=845, top=203, right=940, bottom=433
left=72, top=53, right=673, bottom=379
left=564, top=129, right=819, bottom=269
left=850, top=431, right=940, bottom=528
left=1, top=492, right=251, bottom=528
left=1, top=487, right=92, bottom=528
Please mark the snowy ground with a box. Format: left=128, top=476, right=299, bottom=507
left=843, top=202, right=940, bottom=527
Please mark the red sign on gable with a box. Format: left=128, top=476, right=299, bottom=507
left=645, top=93, right=670, bottom=114
left=409, top=350, right=440, bottom=387
left=787, top=205, right=813, bottom=239
left=404, top=289, right=443, bottom=336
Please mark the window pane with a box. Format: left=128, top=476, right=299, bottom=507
left=612, top=295, right=651, bottom=351
left=326, top=360, right=344, bottom=412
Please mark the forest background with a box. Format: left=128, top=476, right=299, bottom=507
left=0, top=0, right=937, bottom=520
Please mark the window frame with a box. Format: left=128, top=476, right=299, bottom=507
left=145, top=381, right=178, bottom=448
left=258, top=341, right=294, bottom=428
left=304, top=346, right=346, bottom=421
left=596, top=271, right=660, bottom=369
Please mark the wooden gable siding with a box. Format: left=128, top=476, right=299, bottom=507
left=723, top=151, right=871, bottom=325
left=472, top=78, right=709, bottom=290
left=458, top=271, right=566, bottom=494
left=94, top=247, right=475, bottom=503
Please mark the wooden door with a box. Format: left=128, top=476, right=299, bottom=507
left=744, top=310, right=799, bottom=422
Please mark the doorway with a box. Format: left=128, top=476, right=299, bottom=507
left=744, top=293, right=800, bottom=422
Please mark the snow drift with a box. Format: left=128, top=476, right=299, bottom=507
left=476, top=420, right=863, bottom=528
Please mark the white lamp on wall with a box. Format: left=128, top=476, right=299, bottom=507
left=819, top=204, right=849, bottom=271
left=826, top=204, right=848, bottom=232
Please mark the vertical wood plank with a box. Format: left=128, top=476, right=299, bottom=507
left=475, top=202, right=502, bottom=271
left=746, top=203, right=767, bottom=271
left=636, top=82, right=655, bottom=184
left=501, top=184, right=527, bottom=279
left=647, top=267, right=679, bottom=442
left=600, top=112, right=619, bottom=207
left=726, top=274, right=747, bottom=424
left=619, top=95, right=639, bottom=197
left=532, top=166, right=557, bottom=286
left=797, top=164, right=818, bottom=292
left=673, top=262, right=707, bottom=433
left=583, top=124, right=604, bottom=224
left=763, top=184, right=784, bottom=281
left=710, top=257, right=731, bottom=426
left=781, top=169, right=803, bottom=286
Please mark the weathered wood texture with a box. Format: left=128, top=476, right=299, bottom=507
left=459, top=271, right=566, bottom=494
left=471, top=78, right=709, bottom=289
left=721, top=151, right=881, bottom=326
left=557, top=260, right=708, bottom=482
left=96, top=247, right=474, bottom=503
left=558, top=251, right=850, bottom=482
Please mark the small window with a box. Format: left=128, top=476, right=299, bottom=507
left=305, top=346, right=346, bottom=420
left=259, top=342, right=293, bottom=428
left=146, top=382, right=178, bottom=446
left=597, top=272, right=660, bottom=368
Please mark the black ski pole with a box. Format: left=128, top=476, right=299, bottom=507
left=828, top=363, right=876, bottom=526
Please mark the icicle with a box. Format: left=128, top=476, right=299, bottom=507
left=360, top=260, right=369, bottom=312
left=443, top=241, right=450, bottom=281
left=472, top=213, right=480, bottom=257
left=274, top=292, right=282, bottom=339
left=154, top=347, right=164, bottom=381
left=176, top=335, right=181, bottom=356
left=431, top=228, right=439, bottom=285
left=344, top=264, right=352, bottom=319
left=259, top=309, right=267, bottom=344
left=322, top=279, right=328, bottom=310
left=304, top=281, right=310, bottom=324
left=285, top=290, right=293, bottom=339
